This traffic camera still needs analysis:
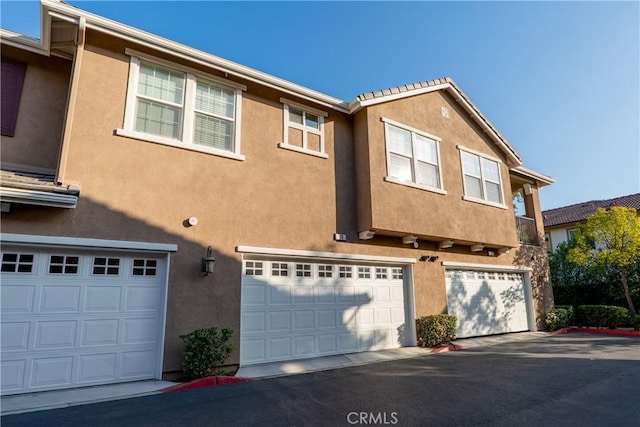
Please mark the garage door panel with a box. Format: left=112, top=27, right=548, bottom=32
left=85, top=286, right=122, bottom=311
left=1, top=360, right=26, bottom=390
left=2, top=322, right=30, bottom=351
left=78, top=353, right=117, bottom=382
left=269, top=311, right=291, bottom=331
left=82, top=320, right=119, bottom=346
left=241, top=260, right=408, bottom=365
left=1, top=247, right=167, bottom=395
left=31, top=356, right=73, bottom=387
left=2, top=285, right=36, bottom=312
left=293, top=310, right=314, bottom=330
left=34, top=320, right=77, bottom=349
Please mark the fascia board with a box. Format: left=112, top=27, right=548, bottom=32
left=40, top=0, right=349, bottom=113
left=0, top=233, right=178, bottom=252
left=0, top=29, right=48, bottom=55
left=511, top=166, right=555, bottom=186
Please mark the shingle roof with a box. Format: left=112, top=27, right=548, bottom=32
left=542, top=193, right=640, bottom=228
left=355, top=77, right=452, bottom=102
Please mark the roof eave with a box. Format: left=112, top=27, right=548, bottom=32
left=40, top=0, right=350, bottom=113
left=510, top=165, right=555, bottom=187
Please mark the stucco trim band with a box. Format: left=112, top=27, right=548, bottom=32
left=236, top=245, right=416, bottom=264
left=0, top=233, right=178, bottom=252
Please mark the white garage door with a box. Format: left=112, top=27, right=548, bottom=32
left=0, top=246, right=167, bottom=395
left=445, top=269, right=530, bottom=339
left=240, top=260, right=408, bottom=365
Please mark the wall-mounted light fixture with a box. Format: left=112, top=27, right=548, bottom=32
left=470, top=244, right=484, bottom=252
left=439, top=240, right=454, bottom=249
left=202, top=246, right=216, bottom=276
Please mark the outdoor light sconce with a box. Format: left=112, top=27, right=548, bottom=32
left=202, top=246, right=216, bottom=276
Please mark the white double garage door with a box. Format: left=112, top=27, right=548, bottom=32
left=240, top=258, right=414, bottom=365
left=0, top=243, right=169, bottom=395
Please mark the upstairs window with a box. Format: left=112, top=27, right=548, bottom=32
left=118, top=51, right=245, bottom=160
left=382, top=118, right=444, bottom=193
left=1, top=59, right=27, bottom=137
left=279, top=98, right=328, bottom=158
left=459, top=147, right=505, bottom=208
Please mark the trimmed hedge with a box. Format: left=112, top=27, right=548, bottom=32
left=545, top=308, right=573, bottom=331
left=416, top=314, right=457, bottom=347
left=576, top=305, right=630, bottom=329
left=180, top=326, right=233, bottom=379
left=630, top=315, right=640, bottom=331
left=554, top=305, right=575, bottom=324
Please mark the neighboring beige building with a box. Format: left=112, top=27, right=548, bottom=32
left=1, top=0, right=554, bottom=395
left=543, top=193, right=640, bottom=252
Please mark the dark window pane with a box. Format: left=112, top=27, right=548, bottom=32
left=108, top=258, right=120, bottom=266
left=67, top=257, right=79, bottom=265
left=65, top=265, right=78, bottom=274
left=146, top=268, right=157, bottom=276
left=51, top=256, right=64, bottom=264
left=133, top=268, right=144, bottom=276
left=93, top=266, right=105, bottom=274
left=134, top=259, right=145, bottom=267
left=49, top=265, right=63, bottom=274
left=19, top=254, right=33, bottom=263
left=1, top=263, right=15, bottom=272
left=3, top=253, right=17, bottom=263
left=94, top=258, right=106, bottom=266
left=147, top=260, right=157, bottom=267
left=107, top=267, right=119, bottom=275
left=17, top=264, right=33, bottom=273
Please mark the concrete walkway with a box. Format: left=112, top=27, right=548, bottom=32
left=1, top=331, right=549, bottom=415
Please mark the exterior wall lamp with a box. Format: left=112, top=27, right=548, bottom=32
left=202, top=246, right=216, bottom=276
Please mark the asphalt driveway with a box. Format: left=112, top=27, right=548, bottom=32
left=3, top=333, right=639, bottom=427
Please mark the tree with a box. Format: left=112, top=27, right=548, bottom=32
left=568, top=206, right=640, bottom=315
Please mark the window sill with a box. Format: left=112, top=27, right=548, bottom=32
left=278, top=143, right=328, bottom=159
left=115, top=129, right=245, bottom=161
left=462, top=195, right=508, bottom=210
left=384, top=176, right=447, bottom=195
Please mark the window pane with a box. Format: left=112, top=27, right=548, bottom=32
left=464, top=175, right=483, bottom=199
left=415, top=135, right=438, bottom=164
left=195, top=82, right=234, bottom=118
left=136, top=100, right=181, bottom=139
left=138, top=63, right=184, bottom=104
left=305, top=113, right=319, bottom=129
left=387, top=125, right=412, bottom=156
left=486, top=182, right=502, bottom=204
left=462, top=152, right=481, bottom=176
left=289, top=108, right=303, bottom=124
left=389, top=154, right=412, bottom=181
left=482, top=158, right=500, bottom=182
left=194, top=114, right=232, bottom=150
left=417, top=162, right=440, bottom=188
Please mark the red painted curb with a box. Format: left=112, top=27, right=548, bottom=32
left=162, top=376, right=251, bottom=393
left=552, top=327, right=640, bottom=337
left=430, top=343, right=467, bottom=354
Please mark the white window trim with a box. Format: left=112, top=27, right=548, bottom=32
left=279, top=97, right=328, bottom=158
left=381, top=117, right=445, bottom=194
left=457, top=145, right=507, bottom=209
left=117, top=50, right=246, bottom=161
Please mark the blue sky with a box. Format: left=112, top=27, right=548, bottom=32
left=2, top=1, right=638, bottom=210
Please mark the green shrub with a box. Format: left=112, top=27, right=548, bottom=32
left=554, top=305, right=575, bottom=324
left=630, top=315, right=640, bottom=331
left=416, top=314, right=457, bottom=347
left=180, top=326, right=233, bottom=379
left=576, top=305, right=630, bottom=329
left=545, top=308, right=572, bottom=331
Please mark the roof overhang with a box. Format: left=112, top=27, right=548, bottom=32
left=38, top=0, right=350, bottom=113
left=510, top=165, right=555, bottom=187
left=348, top=79, right=523, bottom=167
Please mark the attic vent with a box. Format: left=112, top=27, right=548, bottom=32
left=441, top=107, right=449, bottom=118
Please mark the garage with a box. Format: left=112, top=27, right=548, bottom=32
left=445, top=267, right=533, bottom=339
left=239, top=251, right=414, bottom=366
left=0, top=240, right=172, bottom=395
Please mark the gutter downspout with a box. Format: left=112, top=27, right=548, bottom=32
left=55, top=16, right=85, bottom=186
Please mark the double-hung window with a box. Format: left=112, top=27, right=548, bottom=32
left=382, top=118, right=444, bottom=193
left=118, top=51, right=245, bottom=160
left=459, top=147, right=505, bottom=207
left=279, top=98, right=327, bottom=158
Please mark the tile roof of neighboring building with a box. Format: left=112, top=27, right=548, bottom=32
left=542, top=193, right=640, bottom=228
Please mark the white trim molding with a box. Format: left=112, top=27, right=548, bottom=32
left=0, top=188, right=78, bottom=209
left=441, top=261, right=531, bottom=272
left=0, top=234, right=178, bottom=252
left=236, top=245, right=416, bottom=264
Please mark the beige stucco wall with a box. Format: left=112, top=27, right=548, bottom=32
left=1, top=29, right=553, bottom=373
left=0, top=46, right=71, bottom=172
left=355, top=91, right=519, bottom=248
